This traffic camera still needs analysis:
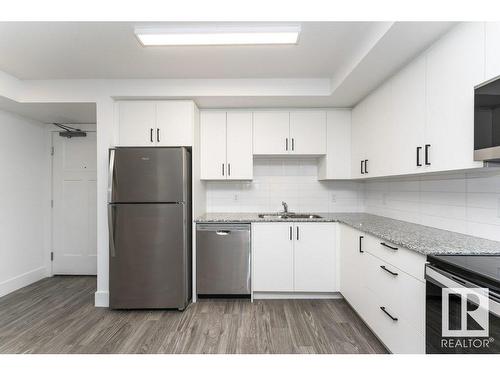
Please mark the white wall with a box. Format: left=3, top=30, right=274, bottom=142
left=364, top=171, right=500, bottom=242
left=207, top=158, right=364, bottom=213
left=0, top=109, right=49, bottom=297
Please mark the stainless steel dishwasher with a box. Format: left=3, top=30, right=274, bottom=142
left=196, top=223, right=251, bottom=296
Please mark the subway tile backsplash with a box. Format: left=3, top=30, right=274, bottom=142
left=206, top=158, right=500, bottom=242
left=206, top=158, right=365, bottom=213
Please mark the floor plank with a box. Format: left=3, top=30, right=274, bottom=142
left=0, top=276, right=387, bottom=354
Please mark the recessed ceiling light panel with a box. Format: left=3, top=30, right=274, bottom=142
left=134, top=25, right=301, bottom=46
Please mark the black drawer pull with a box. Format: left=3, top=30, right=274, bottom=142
left=416, top=146, right=422, bottom=167
left=380, top=265, right=398, bottom=276
left=364, top=159, right=368, bottom=174
left=380, top=306, right=398, bottom=321
left=361, top=160, right=364, bottom=174
left=380, top=242, right=398, bottom=251
left=425, top=144, right=431, bottom=165
left=359, top=236, right=364, bottom=253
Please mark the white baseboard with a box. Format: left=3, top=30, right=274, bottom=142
left=253, top=291, right=343, bottom=300
left=0, top=267, right=46, bottom=298
left=94, top=290, right=109, bottom=307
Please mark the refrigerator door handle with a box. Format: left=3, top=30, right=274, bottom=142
left=108, top=205, right=116, bottom=258
left=108, top=149, right=115, bottom=203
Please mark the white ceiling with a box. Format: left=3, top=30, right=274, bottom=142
left=0, top=96, right=96, bottom=124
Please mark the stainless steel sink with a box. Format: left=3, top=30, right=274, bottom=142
left=258, top=213, right=322, bottom=219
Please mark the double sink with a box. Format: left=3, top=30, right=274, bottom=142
left=257, top=213, right=323, bottom=220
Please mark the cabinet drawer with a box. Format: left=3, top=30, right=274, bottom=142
left=363, top=287, right=425, bottom=354
left=364, top=234, right=426, bottom=281
left=363, top=252, right=425, bottom=333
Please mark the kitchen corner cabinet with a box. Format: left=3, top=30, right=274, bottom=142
left=117, top=100, right=195, bottom=147
left=200, top=111, right=253, bottom=180
left=253, top=111, right=327, bottom=155
left=252, top=222, right=336, bottom=293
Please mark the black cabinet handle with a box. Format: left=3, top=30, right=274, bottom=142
left=228, top=163, right=231, bottom=176
left=380, top=265, right=399, bottom=276
left=361, top=160, right=365, bottom=174
left=156, top=128, right=160, bottom=143
left=364, top=159, right=368, bottom=174
left=296, top=226, right=299, bottom=240
left=359, top=236, right=364, bottom=253
left=425, top=144, right=431, bottom=165
left=416, top=146, right=422, bottom=167
left=380, top=242, right=398, bottom=251
left=292, top=138, right=295, bottom=151
left=285, top=138, right=288, bottom=151
left=289, top=226, right=292, bottom=241
left=150, top=128, right=154, bottom=143
left=222, top=163, right=224, bottom=176
left=380, top=306, right=398, bottom=321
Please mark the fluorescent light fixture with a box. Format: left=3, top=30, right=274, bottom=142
left=135, top=25, right=301, bottom=46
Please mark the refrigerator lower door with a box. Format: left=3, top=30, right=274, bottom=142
left=109, top=203, right=189, bottom=309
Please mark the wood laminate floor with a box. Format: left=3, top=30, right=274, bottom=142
left=0, top=276, right=387, bottom=354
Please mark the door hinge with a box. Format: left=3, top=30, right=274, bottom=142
left=50, top=252, right=54, bottom=261
left=51, top=146, right=54, bottom=156
left=51, top=199, right=54, bottom=208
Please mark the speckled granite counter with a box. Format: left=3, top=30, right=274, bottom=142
left=195, top=212, right=500, bottom=256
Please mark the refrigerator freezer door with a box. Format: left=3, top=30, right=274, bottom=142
left=110, top=147, right=189, bottom=203
left=109, top=203, right=189, bottom=309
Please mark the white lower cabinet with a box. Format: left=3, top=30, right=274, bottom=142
left=339, top=224, right=425, bottom=354
left=252, top=222, right=337, bottom=293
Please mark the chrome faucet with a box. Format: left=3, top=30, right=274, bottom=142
left=281, top=201, right=289, bottom=214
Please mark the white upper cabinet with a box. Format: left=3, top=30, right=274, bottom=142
left=156, top=101, right=194, bottom=146
left=389, top=56, right=426, bottom=175
left=253, top=111, right=290, bottom=155
left=200, top=112, right=227, bottom=180
left=200, top=111, right=253, bottom=180
left=318, top=110, right=351, bottom=180
left=226, top=112, right=253, bottom=180
left=425, top=22, right=485, bottom=173
left=253, top=111, right=327, bottom=155
left=118, top=101, right=156, bottom=146
left=117, top=100, right=196, bottom=147
left=485, top=22, right=500, bottom=82
left=289, top=111, right=327, bottom=155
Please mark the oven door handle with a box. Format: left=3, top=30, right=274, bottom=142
left=425, top=264, right=500, bottom=317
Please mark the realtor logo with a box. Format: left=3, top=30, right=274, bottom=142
left=442, top=287, right=489, bottom=337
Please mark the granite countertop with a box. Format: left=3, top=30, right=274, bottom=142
left=195, top=212, right=500, bottom=256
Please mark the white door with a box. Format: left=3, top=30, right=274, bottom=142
left=118, top=101, right=156, bottom=146
left=200, top=112, right=227, bottom=180
left=390, top=56, right=426, bottom=176
left=226, top=112, right=253, bottom=180
left=252, top=223, right=294, bottom=292
left=156, top=101, right=194, bottom=146
left=52, top=131, right=97, bottom=275
left=425, top=22, right=485, bottom=173
left=294, top=223, right=336, bottom=292
left=253, top=112, right=290, bottom=155
left=289, top=111, right=327, bottom=155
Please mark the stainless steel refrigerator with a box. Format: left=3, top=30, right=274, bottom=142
left=108, top=147, right=192, bottom=309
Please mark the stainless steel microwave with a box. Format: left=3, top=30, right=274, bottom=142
left=475, top=77, right=500, bottom=161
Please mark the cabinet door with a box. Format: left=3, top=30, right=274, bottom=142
left=289, top=111, right=327, bottom=155
left=118, top=101, right=156, bottom=146
left=252, top=223, right=294, bottom=292
left=390, top=56, right=426, bottom=176
left=351, top=99, right=368, bottom=178
left=485, top=22, right=500, bottom=82
left=226, top=112, right=253, bottom=180
left=200, top=112, right=227, bottom=180
left=425, top=22, right=485, bottom=172
left=156, top=101, right=194, bottom=146
left=318, top=110, right=351, bottom=179
left=294, top=223, right=336, bottom=292
left=253, top=112, right=290, bottom=155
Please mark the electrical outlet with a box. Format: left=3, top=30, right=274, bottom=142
left=233, top=194, right=239, bottom=202
left=331, top=194, right=337, bottom=203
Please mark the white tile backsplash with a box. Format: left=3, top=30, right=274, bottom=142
left=205, top=158, right=500, bottom=242
left=206, top=158, right=365, bottom=213
left=363, top=170, right=500, bottom=242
